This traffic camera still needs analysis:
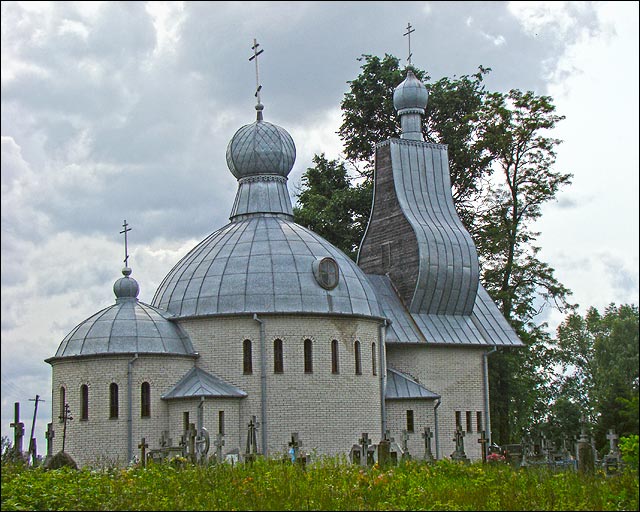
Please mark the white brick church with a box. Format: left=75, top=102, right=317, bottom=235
left=46, top=66, right=522, bottom=468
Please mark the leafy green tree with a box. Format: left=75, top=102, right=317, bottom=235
left=293, top=154, right=372, bottom=260
left=554, top=304, right=639, bottom=450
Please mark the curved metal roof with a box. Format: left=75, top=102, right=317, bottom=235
left=152, top=215, right=383, bottom=319
left=50, top=297, right=195, bottom=359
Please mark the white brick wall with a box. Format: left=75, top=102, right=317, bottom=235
left=386, top=344, right=488, bottom=461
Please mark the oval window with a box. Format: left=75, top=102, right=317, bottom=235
left=313, top=257, right=339, bottom=290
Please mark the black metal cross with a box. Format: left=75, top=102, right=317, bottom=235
left=249, top=38, right=264, bottom=104
left=120, top=220, right=132, bottom=267
left=58, top=403, right=73, bottom=453
left=403, top=22, right=415, bottom=66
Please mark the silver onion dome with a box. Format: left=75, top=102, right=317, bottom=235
left=226, top=104, right=296, bottom=179
left=393, top=70, right=428, bottom=113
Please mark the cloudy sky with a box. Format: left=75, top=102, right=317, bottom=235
left=2, top=1, right=638, bottom=454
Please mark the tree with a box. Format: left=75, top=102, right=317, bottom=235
left=469, top=89, right=574, bottom=444
left=293, top=154, right=372, bottom=260
left=553, top=304, right=639, bottom=450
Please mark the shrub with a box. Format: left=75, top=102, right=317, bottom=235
left=619, top=434, right=639, bottom=470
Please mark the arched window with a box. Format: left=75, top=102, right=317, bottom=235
left=372, top=342, right=377, bottom=376
left=80, top=384, right=89, bottom=420
left=331, top=340, right=339, bottom=374
left=243, top=339, right=253, bottom=374
left=354, top=340, right=362, bottom=375
left=304, top=339, right=313, bottom=373
left=141, top=382, right=151, bottom=418
left=274, top=339, right=284, bottom=373
left=109, top=383, right=119, bottom=419
left=59, top=387, right=66, bottom=423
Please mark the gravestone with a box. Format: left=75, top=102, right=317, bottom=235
left=10, top=402, right=25, bottom=457
left=422, top=426, right=435, bottom=462
left=288, top=432, right=307, bottom=467
left=378, top=430, right=397, bottom=466
left=577, top=416, right=595, bottom=474
left=450, top=426, right=469, bottom=463
left=138, top=437, right=149, bottom=467
left=603, top=429, right=621, bottom=474
left=45, top=422, right=55, bottom=460
left=245, top=416, right=259, bottom=462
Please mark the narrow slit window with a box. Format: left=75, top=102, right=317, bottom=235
left=466, top=411, right=472, bottom=433
left=80, top=384, right=89, bottom=421
left=331, top=339, right=339, bottom=374
left=371, top=342, right=377, bottom=375
left=406, top=410, right=414, bottom=433
left=141, top=382, right=151, bottom=418
left=109, top=383, right=119, bottom=419
left=476, top=411, right=483, bottom=433
left=219, top=411, right=225, bottom=435
left=243, top=339, right=253, bottom=374
left=354, top=340, right=362, bottom=375
left=304, top=339, right=313, bottom=373
left=183, top=412, right=190, bottom=432
left=455, top=411, right=461, bottom=429
left=274, top=339, right=284, bottom=374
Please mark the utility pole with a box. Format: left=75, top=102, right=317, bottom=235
left=28, top=394, right=44, bottom=465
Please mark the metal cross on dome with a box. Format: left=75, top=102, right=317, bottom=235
left=404, top=22, right=415, bottom=66
left=249, top=38, right=264, bottom=104
left=120, top=220, right=131, bottom=267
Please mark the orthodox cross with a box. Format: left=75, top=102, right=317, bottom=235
left=45, top=422, right=55, bottom=458
left=249, top=38, right=264, bottom=104
left=58, top=403, right=73, bottom=453
left=120, top=220, right=132, bottom=267
left=10, top=402, right=25, bottom=455
left=138, top=437, right=149, bottom=467
left=245, top=416, right=259, bottom=456
left=477, top=430, right=489, bottom=463
left=403, top=22, right=415, bottom=66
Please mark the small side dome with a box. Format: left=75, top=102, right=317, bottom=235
left=226, top=105, right=296, bottom=179
left=113, top=267, right=139, bottom=300
left=393, top=70, right=428, bottom=113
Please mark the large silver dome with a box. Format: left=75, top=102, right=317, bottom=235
left=152, top=215, right=382, bottom=319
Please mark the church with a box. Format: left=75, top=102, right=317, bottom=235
left=46, top=54, right=522, bottom=467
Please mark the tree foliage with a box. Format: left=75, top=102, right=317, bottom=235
left=551, top=304, right=639, bottom=449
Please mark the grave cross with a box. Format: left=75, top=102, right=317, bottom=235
left=400, top=429, right=411, bottom=460
left=477, top=430, right=489, bottom=463
left=138, top=437, right=149, bottom=467
left=358, top=433, right=371, bottom=467
left=214, top=433, right=225, bottom=463
left=403, top=22, right=415, bottom=66
left=451, top=425, right=469, bottom=462
left=422, top=426, right=434, bottom=462
left=288, top=432, right=301, bottom=462
left=45, top=422, right=55, bottom=458
left=10, top=402, right=25, bottom=456
left=606, top=429, right=619, bottom=457
left=245, top=416, right=259, bottom=458
left=58, top=403, right=73, bottom=453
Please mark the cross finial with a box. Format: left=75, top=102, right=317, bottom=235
left=403, top=22, right=415, bottom=66
left=249, top=38, right=264, bottom=106
left=120, top=220, right=132, bottom=268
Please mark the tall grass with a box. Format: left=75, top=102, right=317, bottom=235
left=2, top=456, right=638, bottom=511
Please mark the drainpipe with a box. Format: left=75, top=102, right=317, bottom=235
left=253, top=314, right=267, bottom=455
left=378, top=320, right=388, bottom=437
left=434, top=398, right=441, bottom=459
left=127, top=353, right=139, bottom=462
left=483, top=346, right=497, bottom=446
